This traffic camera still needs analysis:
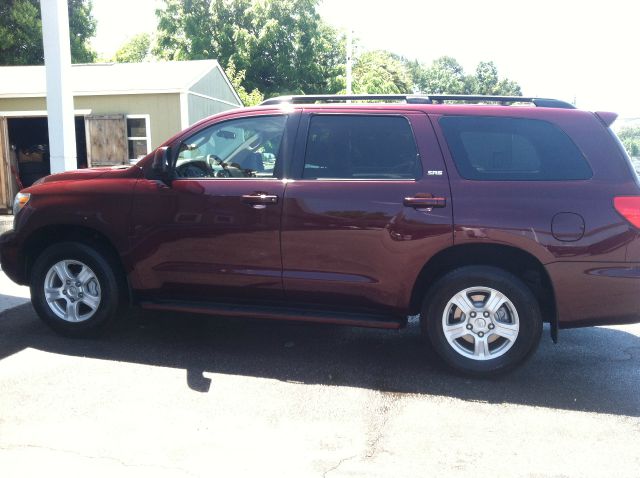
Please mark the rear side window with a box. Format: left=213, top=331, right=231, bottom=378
left=439, top=116, right=592, bottom=180
left=303, top=115, right=421, bottom=179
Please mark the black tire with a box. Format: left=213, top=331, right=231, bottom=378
left=30, top=241, right=124, bottom=337
left=421, top=266, right=542, bottom=376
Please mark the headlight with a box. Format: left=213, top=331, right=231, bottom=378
left=13, top=192, right=31, bottom=215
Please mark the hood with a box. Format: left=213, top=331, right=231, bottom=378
left=36, top=165, right=137, bottom=184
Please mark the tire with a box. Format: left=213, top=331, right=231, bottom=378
left=30, top=242, right=124, bottom=337
left=421, top=266, right=542, bottom=376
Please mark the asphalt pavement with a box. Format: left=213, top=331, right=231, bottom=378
left=0, top=280, right=639, bottom=477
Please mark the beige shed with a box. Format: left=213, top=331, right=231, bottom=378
left=0, top=60, right=242, bottom=212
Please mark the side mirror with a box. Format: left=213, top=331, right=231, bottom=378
left=152, top=146, right=170, bottom=176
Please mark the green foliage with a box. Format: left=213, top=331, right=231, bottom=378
left=351, top=50, right=412, bottom=94
left=406, top=56, right=522, bottom=96
left=0, top=0, right=42, bottom=65
left=410, top=56, right=466, bottom=94
left=619, top=127, right=640, bottom=157
left=67, top=0, right=97, bottom=63
left=155, top=0, right=214, bottom=60
left=225, top=60, right=264, bottom=106
left=154, top=0, right=344, bottom=97
left=347, top=53, right=521, bottom=97
left=113, top=33, right=152, bottom=63
left=0, top=0, right=96, bottom=65
left=471, top=61, right=522, bottom=95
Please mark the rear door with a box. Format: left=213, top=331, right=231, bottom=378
left=281, top=110, right=453, bottom=314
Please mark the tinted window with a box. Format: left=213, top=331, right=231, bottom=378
left=439, top=116, right=592, bottom=180
left=303, top=115, right=421, bottom=179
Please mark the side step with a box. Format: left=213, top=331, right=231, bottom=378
left=139, top=300, right=404, bottom=329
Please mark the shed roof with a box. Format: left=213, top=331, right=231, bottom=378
left=0, top=60, right=234, bottom=98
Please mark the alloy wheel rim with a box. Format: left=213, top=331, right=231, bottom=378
left=44, top=260, right=101, bottom=323
left=442, top=286, right=519, bottom=361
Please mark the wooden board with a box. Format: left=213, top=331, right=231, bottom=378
left=0, top=117, right=11, bottom=211
left=85, top=115, right=127, bottom=167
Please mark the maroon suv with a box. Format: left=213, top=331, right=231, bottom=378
left=2, top=94, right=639, bottom=375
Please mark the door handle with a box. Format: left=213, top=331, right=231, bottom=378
left=241, top=193, right=279, bottom=208
left=403, top=196, right=447, bottom=209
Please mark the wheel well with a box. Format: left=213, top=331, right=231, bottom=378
left=410, top=244, right=557, bottom=333
left=22, top=225, right=130, bottom=303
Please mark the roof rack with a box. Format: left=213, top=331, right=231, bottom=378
left=428, top=95, right=576, bottom=109
left=260, top=94, right=576, bottom=109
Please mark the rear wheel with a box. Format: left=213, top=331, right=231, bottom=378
left=30, top=242, right=124, bottom=337
left=422, top=266, right=542, bottom=376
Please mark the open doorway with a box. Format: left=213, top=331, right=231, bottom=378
left=6, top=116, right=87, bottom=187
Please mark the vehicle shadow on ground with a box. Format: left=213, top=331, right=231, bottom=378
left=1, top=302, right=639, bottom=417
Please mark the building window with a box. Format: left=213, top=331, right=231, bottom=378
left=126, top=115, right=151, bottom=163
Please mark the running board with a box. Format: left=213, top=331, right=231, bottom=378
left=139, top=300, right=404, bottom=329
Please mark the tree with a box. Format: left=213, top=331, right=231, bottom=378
left=67, top=0, right=97, bottom=63
left=155, top=0, right=215, bottom=61
left=351, top=50, right=412, bottom=94
left=0, top=0, right=97, bottom=65
left=225, top=60, right=264, bottom=106
left=471, top=61, right=521, bottom=95
left=154, top=0, right=344, bottom=97
left=619, top=127, right=640, bottom=158
left=412, top=56, right=467, bottom=94
left=623, top=139, right=640, bottom=157
left=113, top=33, right=152, bottom=63
left=406, top=56, right=522, bottom=96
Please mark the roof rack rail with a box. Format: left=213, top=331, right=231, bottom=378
left=260, top=94, right=432, bottom=105
left=427, top=95, right=576, bottom=109
left=260, top=94, right=576, bottom=109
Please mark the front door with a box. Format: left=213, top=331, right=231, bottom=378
left=130, top=113, right=292, bottom=303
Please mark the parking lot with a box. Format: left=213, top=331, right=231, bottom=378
left=0, top=285, right=639, bottom=477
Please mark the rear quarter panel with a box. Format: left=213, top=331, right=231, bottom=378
left=428, top=106, right=640, bottom=327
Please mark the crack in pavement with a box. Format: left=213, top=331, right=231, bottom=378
left=322, top=454, right=357, bottom=478
left=363, top=392, right=403, bottom=460
left=322, top=392, right=404, bottom=477
left=0, top=443, right=198, bottom=477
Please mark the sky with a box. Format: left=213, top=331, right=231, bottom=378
left=91, top=0, right=640, bottom=118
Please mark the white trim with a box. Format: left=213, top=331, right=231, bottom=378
left=0, top=89, right=183, bottom=98
left=179, top=92, right=189, bottom=130
left=0, top=109, right=92, bottom=117
left=187, top=91, right=242, bottom=108
left=125, top=114, right=151, bottom=161
left=0, top=64, right=243, bottom=106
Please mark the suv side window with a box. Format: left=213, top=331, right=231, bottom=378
left=439, top=116, right=592, bottom=181
left=175, top=115, right=286, bottom=179
left=303, top=115, right=421, bottom=179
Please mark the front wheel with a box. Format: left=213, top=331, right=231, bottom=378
left=422, top=266, right=542, bottom=376
left=30, top=242, right=124, bottom=337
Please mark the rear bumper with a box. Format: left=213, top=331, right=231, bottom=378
left=546, top=262, right=640, bottom=328
left=0, top=230, right=26, bottom=285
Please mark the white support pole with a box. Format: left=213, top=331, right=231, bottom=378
left=41, top=0, right=77, bottom=173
